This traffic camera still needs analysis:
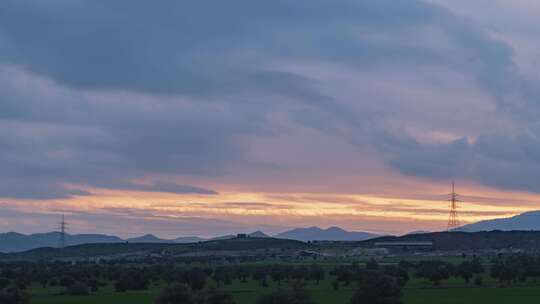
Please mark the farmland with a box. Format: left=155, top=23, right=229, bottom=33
left=13, top=257, right=540, bottom=304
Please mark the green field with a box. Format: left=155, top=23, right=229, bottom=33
left=28, top=274, right=540, bottom=304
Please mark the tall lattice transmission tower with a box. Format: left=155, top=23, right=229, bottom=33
left=447, top=182, right=460, bottom=231
left=59, top=214, right=68, bottom=249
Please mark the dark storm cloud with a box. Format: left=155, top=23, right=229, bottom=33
left=0, top=68, right=248, bottom=198
left=0, top=207, right=286, bottom=237
left=0, top=0, right=539, bottom=199
left=105, top=182, right=218, bottom=195
left=0, top=180, right=91, bottom=200
left=0, top=0, right=504, bottom=97
left=0, top=0, right=361, bottom=97
left=380, top=130, right=540, bottom=193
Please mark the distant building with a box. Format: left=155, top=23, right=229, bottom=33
left=237, top=233, right=247, bottom=238
left=350, top=247, right=389, bottom=257
left=374, top=242, right=433, bottom=251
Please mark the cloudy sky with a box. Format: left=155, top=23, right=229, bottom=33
left=1, top=0, right=540, bottom=237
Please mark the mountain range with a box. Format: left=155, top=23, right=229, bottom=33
left=459, top=210, right=540, bottom=232
left=275, top=226, right=379, bottom=241
left=0, top=227, right=378, bottom=253
left=10, top=209, right=540, bottom=254
left=0, top=232, right=123, bottom=253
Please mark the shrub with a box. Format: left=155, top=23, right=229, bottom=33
left=65, top=282, right=89, bottom=296
left=0, top=287, right=30, bottom=304
left=155, top=283, right=194, bottom=304
left=351, top=274, right=403, bottom=304
left=198, top=288, right=236, bottom=304
left=257, top=284, right=315, bottom=304
left=474, top=276, right=483, bottom=286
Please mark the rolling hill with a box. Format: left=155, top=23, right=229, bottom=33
left=0, top=231, right=268, bottom=252
left=126, top=234, right=170, bottom=243
left=459, top=210, right=540, bottom=232
left=275, top=226, right=378, bottom=241
left=1, top=226, right=376, bottom=253
left=174, top=236, right=206, bottom=243
left=0, top=236, right=307, bottom=260
left=360, top=230, right=540, bottom=251
left=0, top=232, right=123, bottom=253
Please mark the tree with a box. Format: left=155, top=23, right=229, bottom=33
left=257, top=284, right=315, bottom=304
left=87, top=279, right=100, bottom=293
left=236, top=267, right=250, bottom=283
left=155, top=283, right=194, bottom=304
left=198, top=288, right=236, bottom=304
left=270, top=268, right=286, bottom=285
left=257, top=289, right=293, bottom=304
left=458, top=259, right=484, bottom=284
left=351, top=274, right=403, bottom=304
left=253, top=268, right=268, bottom=287
left=309, top=264, right=325, bottom=284
left=213, top=267, right=228, bottom=288
left=474, top=276, right=483, bottom=286
left=490, top=258, right=517, bottom=285
left=114, top=271, right=149, bottom=292
left=0, top=278, right=10, bottom=290
left=114, top=280, right=127, bottom=293
left=457, top=264, right=473, bottom=284
left=366, top=259, right=379, bottom=270
left=189, top=268, right=207, bottom=291
left=59, top=276, right=75, bottom=288
left=470, top=258, right=484, bottom=274
left=65, top=282, right=89, bottom=296
left=333, top=267, right=353, bottom=286
left=0, top=287, right=30, bottom=304
left=415, top=261, right=450, bottom=286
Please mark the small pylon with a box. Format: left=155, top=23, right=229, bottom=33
left=59, top=214, right=67, bottom=249
left=447, top=182, right=460, bottom=231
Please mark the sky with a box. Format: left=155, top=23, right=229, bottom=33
left=1, top=0, right=540, bottom=238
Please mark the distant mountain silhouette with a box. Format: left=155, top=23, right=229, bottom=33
left=249, top=231, right=269, bottom=238
left=208, top=234, right=236, bottom=241
left=0, top=227, right=376, bottom=253
left=126, top=234, right=207, bottom=243
left=275, top=226, right=378, bottom=241
left=126, top=234, right=170, bottom=243
left=0, top=232, right=207, bottom=252
left=174, top=236, right=205, bottom=243
left=403, top=230, right=431, bottom=235
left=459, top=210, right=540, bottom=232
left=0, top=232, right=122, bottom=252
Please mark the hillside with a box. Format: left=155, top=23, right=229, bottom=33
left=276, top=226, right=378, bottom=241
left=360, top=230, right=540, bottom=251
left=174, top=236, right=205, bottom=243
left=0, top=232, right=221, bottom=252
left=0, top=232, right=123, bottom=253
left=169, top=237, right=306, bottom=255
left=1, top=243, right=172, bottom=260
left=0, top=236, right=307, bottom=260
left=0, top=227, right=377, bottom=253
left=459, top=210, right=540, bottom=232
left=126, top=234, right=170, bottom=243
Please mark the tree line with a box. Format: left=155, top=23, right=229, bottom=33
left=3, top=254, right=540, bottom=304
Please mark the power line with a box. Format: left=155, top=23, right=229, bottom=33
left=447, top=182, right=460, bottom=231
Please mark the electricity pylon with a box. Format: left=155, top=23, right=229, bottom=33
left=59, top=214, right=67, bottom=249
left=447, top=182, right=460, bottom=231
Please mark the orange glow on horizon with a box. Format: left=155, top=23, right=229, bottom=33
left=4, top=179, right=539, bottom=235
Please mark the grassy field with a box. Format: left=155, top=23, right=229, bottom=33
left=25, top=256, right=540, bottom=304
left=28, top=274, right=540, bottom=304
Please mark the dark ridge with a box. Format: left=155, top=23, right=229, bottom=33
left=0, top=237, right=306, bottom=261
left=359, top=230, right=540, bottom=251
